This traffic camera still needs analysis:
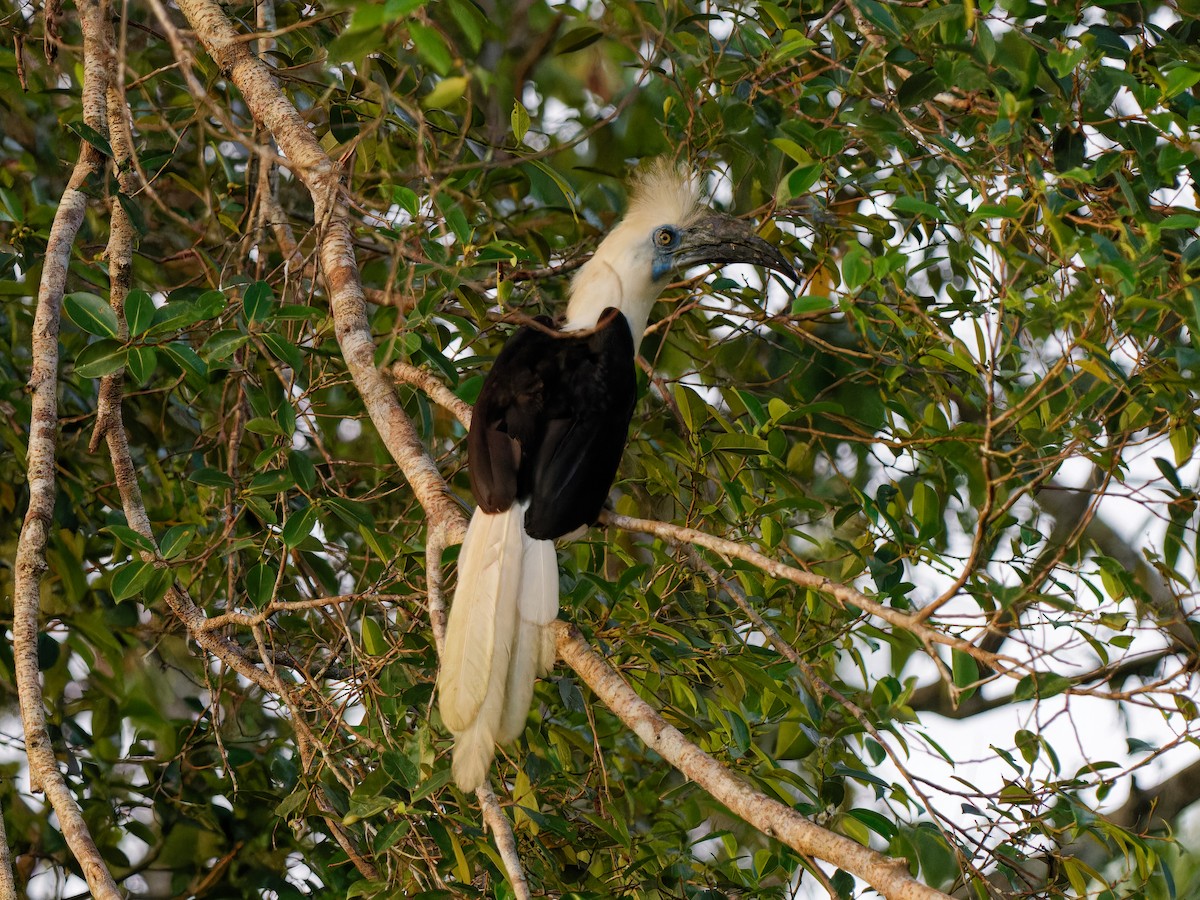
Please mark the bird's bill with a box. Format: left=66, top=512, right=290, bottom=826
left=675, top=213, right=796, bottom=280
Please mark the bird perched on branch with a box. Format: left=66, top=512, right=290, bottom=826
left=439, top=162, right=795, bottom=791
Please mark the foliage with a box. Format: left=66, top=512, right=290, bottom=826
left=2, top=0, right=1200, bottom=896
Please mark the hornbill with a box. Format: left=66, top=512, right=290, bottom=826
left=439, top=162, right=795, bottom=791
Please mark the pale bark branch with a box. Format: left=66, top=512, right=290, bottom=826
left=600, top=511, right=1022, bottom=678
left=477, top=782, right=533, bottom=900
left=162, top=0, right=522, bottom=887
left=13, top=2, right=123, bottom=897
left=0, top=791, right=15, bottom=900
left=390, top=362, right=473, bottom=430
left=167, top=0, right=466, bottom=539
left=553, top=621, right=953, bottom=900
left=198, top=593, right=410, bottom=631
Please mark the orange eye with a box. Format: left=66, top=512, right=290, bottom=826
left=656, top=227, right=675, bottom=246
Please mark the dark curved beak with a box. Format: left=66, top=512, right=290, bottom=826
left=675, top=213, right=797, bottom=281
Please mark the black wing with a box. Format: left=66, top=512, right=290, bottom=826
left=467, top=310, right=638, bottom=541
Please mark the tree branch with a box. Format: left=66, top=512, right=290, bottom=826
left=391, top=362, right=473, bottom=430
left=166, top=0, right=466, bottom=538
left=13, top=2, right=123, bottom=897
left=554, top=621, right=953, bottom=900
left=600, top=511, right=1021, bottom=678
left=163, top=1, right=528, bottom=887
left=0, top=791, right=15, bottom=900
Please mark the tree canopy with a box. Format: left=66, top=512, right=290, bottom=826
left=2, top=0, right=1200, bottom=897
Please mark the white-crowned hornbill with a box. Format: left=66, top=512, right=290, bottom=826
left=439, top=163, right=795, bottom=791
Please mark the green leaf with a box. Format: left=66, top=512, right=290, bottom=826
left=124, top=289, right=156, bottom=336
left=261, top=332, right=303, bottom=369
left=848, top=807, right=897, bottom=840
left=246, top=562, right=277, bottom=607
left=189, top=467, right=236, bottom=490
left=770, top=138, right=812, bottom=165
left=103, top=524, right=157, bottom=554
left=289, top=451, right=318, bottom=492
left=362, top=616, right=387, bottom=655
left=116, top=192, right=147, bottom=236
left=159, top=525, right=195, bottom=560
left=422, top=76, right=468, bottom=109
left=384, top=0, right=426, bottom=18
left=952, top=650, right=979, bottom=701
left=922, top=347, right=979, bottom=376
left=1163, top=65, right=1200, bottom=99
left=778, top=164, right=822, bottom=202
left=511, top=101, right=531, bottom=144
left=771, top=28, right=816, bottom=62
left=555, top=26, right=603, bottom=55
left=67, top=120, right=113, bottom=156
left=892, top=195, right=946, bottom=220
left=274, top=790, right=308, bottom=819
left=911, top=482, right=942, bottom=537
left=64, top=292, right=119, bottom=337
left=112, top=560, right=155, bottom=601
left=282, top=503, right=320, bottom=549
left=161, top=342, right=208, bottom=385
left=243, top=281, right=274, bottom=324
left=245, top=416, right=285, bottom=437
left=246, top=470, right=294, bottom=496
left=408, top=21, right=452, bottom=74
left=325, top=497, right=376, bottom=529
left=74, top=339, right=128, bottom=379
left=1014, top=671, right=1072, bottom=701
left=842, top=246, right=871, bottom=290
left=203, top=329, right=249, bottom=362
left=392, top=185, right=419, bottom=216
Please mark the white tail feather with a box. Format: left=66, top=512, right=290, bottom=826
left=439, top=507, right=523, bottom=736
left=439, top=504, right=558, bottom=791
left=496, top=539, right=558, bottom=744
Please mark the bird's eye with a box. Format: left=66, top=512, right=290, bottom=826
left=654, top=226, right=677, bottom=247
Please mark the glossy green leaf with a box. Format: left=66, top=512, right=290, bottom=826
left=64, top=293, right=119, bottom=337
left=74, top=339, right=127, bottom=378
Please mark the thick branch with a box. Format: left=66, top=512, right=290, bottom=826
left=391, top=362, right=473, bottom=430
left=554, top=621, right=952, bottom=900
left=13, top=2, right=123, bottom=897
left=169, top=0, right=465, bottom=539
left=165, top=0, right=522, bottom=885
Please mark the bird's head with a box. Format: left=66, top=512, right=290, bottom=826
left=567, top=161, right=795, bottom=344
left=647, top=215, right=796, bottom=283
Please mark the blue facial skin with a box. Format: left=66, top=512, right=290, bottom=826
left=651, top=225, right=681, bottom=280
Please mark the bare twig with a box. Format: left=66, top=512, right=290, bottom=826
left=198, top=592, right=406, bottom=630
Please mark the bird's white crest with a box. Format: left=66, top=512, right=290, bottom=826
left=565, top=160, right=704, bottom=345
left=624, top=160, right=704, bottom=232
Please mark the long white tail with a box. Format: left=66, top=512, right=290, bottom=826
left=439, top=503, right=558, bottom=791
